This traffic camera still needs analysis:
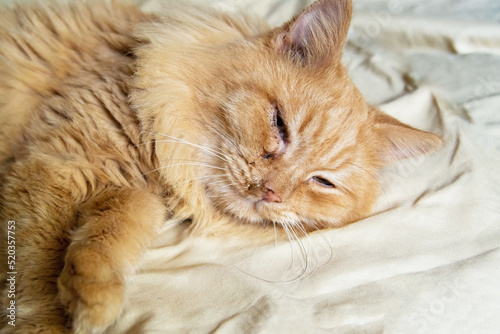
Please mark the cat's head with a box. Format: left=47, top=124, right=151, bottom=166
left=132, top=0, right=442, bottom=230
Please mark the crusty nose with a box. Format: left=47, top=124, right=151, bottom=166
left=247, top=183, right=282, bottom=203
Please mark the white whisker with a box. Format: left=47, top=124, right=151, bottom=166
left=140, top=162, right=225, bottom=178
left=206, top=179, right=229, bottom=187
left=310, top=222, right=334, bottom=268
left=139, top=130, right=231, bottom=163
left=288, top=223, right=308, bottom=280
left=169, top=174, right=226, bottom=188
left=154, top=139, right=230, bottom=163
left=212, top=183, right=235, bottom=192
left=295, top=220, right=319, bottom=281
left=280, top=221, right=296, bottom=275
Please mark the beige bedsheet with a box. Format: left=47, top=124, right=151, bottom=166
left=101, top=0, right=500, bottom=333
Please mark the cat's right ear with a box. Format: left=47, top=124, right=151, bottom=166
left=373, top=109, right=443, bottom=163
left=273, top=0, right=352, bottom=67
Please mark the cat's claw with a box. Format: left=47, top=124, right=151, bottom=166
left=58, top=245, right=125, bottom=334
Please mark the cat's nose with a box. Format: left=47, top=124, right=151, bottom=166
left=248, top=183, right=282, bottom=203
left=262, top=188, right=282, bottom=203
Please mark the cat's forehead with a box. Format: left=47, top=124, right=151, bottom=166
left=217, top=49, right=370, bottom=162
left=293, top=108, right=362, bottom=165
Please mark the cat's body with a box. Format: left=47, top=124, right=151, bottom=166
left=0, top=3, right=165, bottom=332
left=0, top=0, right=441, bottom=333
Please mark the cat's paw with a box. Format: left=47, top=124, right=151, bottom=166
left=58, top=244, right=125, bottom=334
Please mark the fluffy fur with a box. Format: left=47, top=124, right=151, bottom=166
left=0, top=0, right=442, bottom=332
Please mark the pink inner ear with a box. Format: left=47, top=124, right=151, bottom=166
left=289, top=10, right=317, bottom=47
left=277, top=0, right=352, bottom=66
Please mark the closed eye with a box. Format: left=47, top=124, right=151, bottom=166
left=273, top=103, right=287, bottom=141
left=262, top=103, right=287, bottom=159
left=312, top=176, right=336, bottom=188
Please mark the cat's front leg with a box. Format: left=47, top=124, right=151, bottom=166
left=57, top=187, right=167, bottom=334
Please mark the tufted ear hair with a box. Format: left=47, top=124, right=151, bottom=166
left=273, top=0, right=352, bottom=67
left=373, top=108, right=443, bottom=163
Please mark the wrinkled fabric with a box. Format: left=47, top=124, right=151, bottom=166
left=106, top=0, right=499, bottom=333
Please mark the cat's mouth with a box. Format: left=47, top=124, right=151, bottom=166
left=203, top=178, right=285, bottom=224
left=235, top=186, right=291, bottom=224
left=202, top=162, right=294, bottom=224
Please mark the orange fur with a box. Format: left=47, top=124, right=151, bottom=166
left=0, top=0, right=442, bottom=332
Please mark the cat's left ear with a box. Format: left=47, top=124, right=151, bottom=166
left=373, top=108, right=443, bottom=163
left=273, top=0, right=352, bottom=67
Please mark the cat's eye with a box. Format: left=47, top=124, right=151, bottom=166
left=312, top=176, right=336, bottom=188
left=273, top=104, right=287, bottom=141
left=262, top=103, right=287, bottom=160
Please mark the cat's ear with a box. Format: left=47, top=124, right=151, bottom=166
left=374, top=109, right=443, bottom=163
left=274, top=0, right=352, bottom=67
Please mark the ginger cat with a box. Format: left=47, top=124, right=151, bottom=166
left=0, top=0, right=441, bottom=332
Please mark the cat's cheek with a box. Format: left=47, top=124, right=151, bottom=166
left=216, top=193, right=263, bottom=223
left=289, top=190, right=346, bottom=226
